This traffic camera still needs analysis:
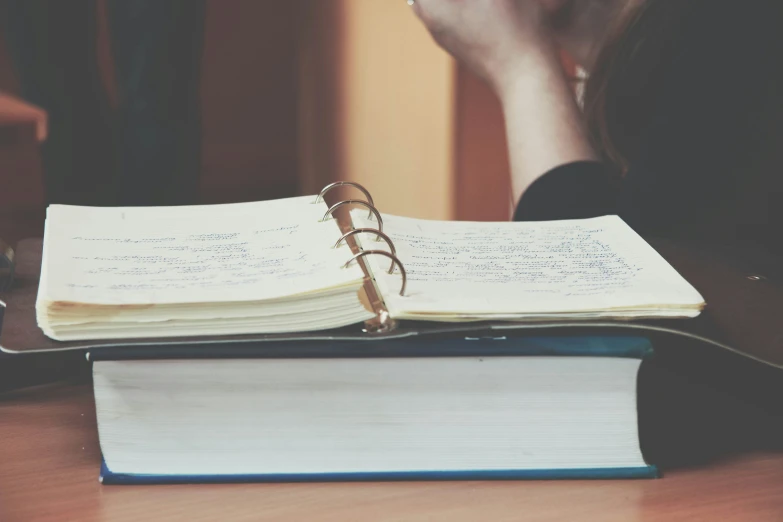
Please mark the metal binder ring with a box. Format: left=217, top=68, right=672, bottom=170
left=343, top=250, right=407, bottom=296
left=322, top=200, right=383, bottom=232
left=334, top=228, right=397, bottom=273
left=315, top=181, right=375, bottom=218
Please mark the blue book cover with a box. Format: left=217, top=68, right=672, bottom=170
left=87, top=334, right=655, bottom=361
left=100, top=460, right=659, bottom=485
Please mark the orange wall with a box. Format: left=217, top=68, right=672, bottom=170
left=199, top=0, right=300, bottom=204
left=0, top=1, right=516, bottom=221
left=300, top=2, right=519, bottom=221
left=302, top=0, right=457, bottom=220
left=454, top=70, right=512, bottom=221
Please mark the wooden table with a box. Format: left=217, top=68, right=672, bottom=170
left=1, top=383, right=782, bottom=522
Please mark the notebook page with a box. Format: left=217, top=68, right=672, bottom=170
left=40, top=197, right=364, bottom=306
left=45, top=195, right=330, bottom=223
left=351, top=213, right=705, bottom=318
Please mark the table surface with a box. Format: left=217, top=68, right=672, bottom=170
left=2, top=215, right=783, bottom=521
left=1, top=383, right=782, bottom=522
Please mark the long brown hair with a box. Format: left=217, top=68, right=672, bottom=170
left=582, top=0, right=695, bottom=174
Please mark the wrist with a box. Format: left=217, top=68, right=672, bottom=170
left=493, top=41, right=566, bottom=105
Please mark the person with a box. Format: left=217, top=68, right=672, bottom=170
left=411, top=0, right=783, bottom=466
left=409, top=0, right=783, bottom=255
left=1, top=0, right=204, bottom=206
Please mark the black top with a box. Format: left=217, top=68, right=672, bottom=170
left=514, top=0, right=783, bottom=256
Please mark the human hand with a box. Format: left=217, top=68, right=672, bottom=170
left=410, top=0, right=598, bottom=206
left=410, top=0, right=559, bottom=93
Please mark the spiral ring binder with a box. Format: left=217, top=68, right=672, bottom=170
left=322, top=200, right=383, bottom=232
left=320, top=181, right=407, bottom=328
left=316, top=181, right=375, bottom=219
left=334, top=228, right=397, bottom=274
left=343, top=250, right=407, bottom=296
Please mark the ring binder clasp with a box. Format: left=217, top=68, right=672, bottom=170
left=343, top=250, right=407, bottom=296
left=316, top=181, right=375, bottom=219
left=334, top=228, right=397, bottom=274
left=322, top=200, right=383, bottom=232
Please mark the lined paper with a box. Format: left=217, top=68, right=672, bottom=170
left=352, top=212, right=704, bottom=320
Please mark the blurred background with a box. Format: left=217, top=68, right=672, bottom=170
left=0, top=0, right=524, bottom=241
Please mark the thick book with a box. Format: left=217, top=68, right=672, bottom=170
left=89, top=335, right=659, bottom=484
left=31, top=182, right=704, bottom=342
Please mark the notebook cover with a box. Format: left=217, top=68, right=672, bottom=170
left=99, top=460, right=660, bottom=485
left=3, top=238, right=782, bottom=372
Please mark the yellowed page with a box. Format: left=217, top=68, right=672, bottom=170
left=39, top=196, right=364, bottom=306
left=351, top=212, right=705, bottom=320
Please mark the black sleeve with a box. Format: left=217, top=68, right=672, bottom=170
left=512, top=161, right=618, bottom=222
left=515, top=0, right=783, bottom=252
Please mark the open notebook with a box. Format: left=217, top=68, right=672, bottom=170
left=35, top=185, right=705, bottom=341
